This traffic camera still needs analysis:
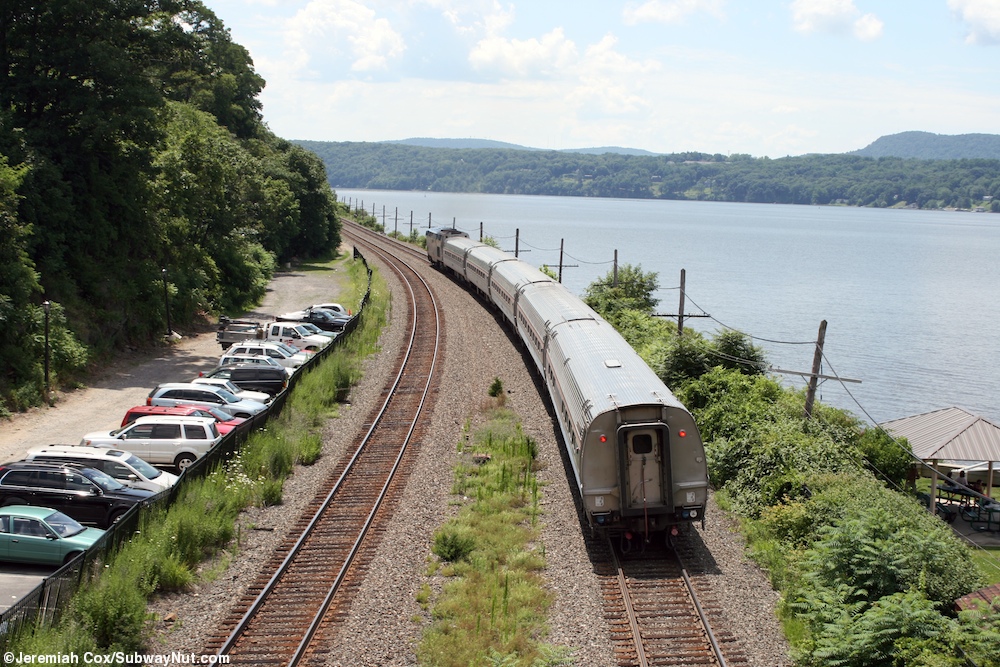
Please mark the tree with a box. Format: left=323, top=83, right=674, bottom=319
left=583, top=263, right=659, bottom=318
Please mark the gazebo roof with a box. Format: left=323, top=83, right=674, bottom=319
left=880, top=407, right=1000, bottom=462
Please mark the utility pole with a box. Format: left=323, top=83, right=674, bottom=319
left=613, top=250, right=618, bottom=287
left=678, top=269, right=687, bottom=335
left=479, top=221, right=483, bottom=242
left=653, top=269, right=709, bottom=331
left=515, top=229, right=520, bottom=257
left=428, top=212, right=432, bottom=229
left=804, top=320, right=828, bottom=419
left=394, top=207, right=398, bottom=236
left=557, top=239, right=578, bottom=283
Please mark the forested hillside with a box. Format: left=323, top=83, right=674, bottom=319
left=1, top=0, right=342, bottom=413
left=853, top=131, right=1000, bottom=160
left=299, top=140, right=1000, bottom=210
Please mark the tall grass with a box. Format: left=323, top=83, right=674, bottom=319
left=6, top=252, right=390, bottom=655
left=418, top=404, right=571, bottom=667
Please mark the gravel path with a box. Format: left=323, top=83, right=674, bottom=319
left=3, top=239, right=792, bottom=666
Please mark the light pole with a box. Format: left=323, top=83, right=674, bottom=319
left=42, top=300, right=50, bottom=402
left=162, top=268, right=172, bottom=336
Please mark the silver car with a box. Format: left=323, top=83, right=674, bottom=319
left=146, top=383, right=269, bottom=419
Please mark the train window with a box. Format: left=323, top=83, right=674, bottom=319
left=632, top=434, right=653, bottom=455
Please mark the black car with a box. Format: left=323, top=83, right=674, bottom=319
left=201, top=363, right=288, bottom=397
left=277, top=308, right=350, bottom=333
left=0, top=461, right=154, bottom=528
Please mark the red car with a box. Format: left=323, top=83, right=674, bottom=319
left=121, top=404, right=246, bottom=435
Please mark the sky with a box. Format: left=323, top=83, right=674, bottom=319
left=204, top=0, right=1000, bottom=157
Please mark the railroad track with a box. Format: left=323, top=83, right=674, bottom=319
left=597, top=535, right=748, bottom=667
left=204, top=230, right=442, bottom=666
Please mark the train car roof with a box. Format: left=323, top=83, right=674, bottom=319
left=549, top=319, right=685, bottom=411
left=490, top=256, right=554, bottom=289
left=520, top=281, right=596, bottom=328
left=466, top=244, right=515, bottom=267
left=444, top=236, right=485, bottom=253
left=427, top=227, right=469, bottom=239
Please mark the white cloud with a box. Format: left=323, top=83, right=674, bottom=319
left=948, top=0, right=1000, bottom=44
left=852, top=13, right=883, bottom=41
left=790, top=0, right=882, bottom=40
left=623, top=0, right=726, bottom=25
left=469, top=28, right=579, bottom=76
left=283, top=0, right=406, bottom=76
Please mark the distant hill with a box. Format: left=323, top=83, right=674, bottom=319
left=383, top=137, right=657, bottom=156
left=386, top=137, right=535, bottom=151
left=560, top=146, right=659, bottom=156
left=852, top=131, right=1000, bottom=160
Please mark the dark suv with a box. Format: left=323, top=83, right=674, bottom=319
left=200, top=364, right=288, bottom=397
left=0, top=461, right=154, bottom=528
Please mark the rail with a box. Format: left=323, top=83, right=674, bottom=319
left=0, top=253, right=375, bottom=652
left=206, top=230, right=441, bottom=665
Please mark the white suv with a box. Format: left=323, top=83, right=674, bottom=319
left=225, top=342, right=310, bottom=370
left=80, top=416, right=223, bottom=471
left=25, top=444, right=179, bottom=492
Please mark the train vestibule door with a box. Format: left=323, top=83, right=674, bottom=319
left=625, top=428, right=663, bottom=508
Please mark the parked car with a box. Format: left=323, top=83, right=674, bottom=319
left=192, top=377, right=271, bottom=404
left=297, top=322, right=338, bottom=340
left=198, top=363, right=289, bottom=397
left=277, top=307, right=351, bottom=333
left=223, top=342, right=310, bottom=371
left=80, top=415, right=223, bottom=471
left=312, top=302, right=349, bottom=316
left=121, top=404, right=246, bottom=435
left=217, top=353, right=294, bottom=378
left=25, top=444, right=179, bottom=492
left=0, top=505, right=105, bottom=565
left=145, top=383, right=269, bottom=419
left=260, top=322, right=330, bottom=352
left=0, top=461, right=154, bottom=528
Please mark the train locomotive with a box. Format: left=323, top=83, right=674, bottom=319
left=427, top=227, right=709, bottom=538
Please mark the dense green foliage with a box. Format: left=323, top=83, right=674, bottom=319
left=300, top=140, right=1000, bottom=211
left=0, top=0, right=342, bottom=412
left=582, top=266, right=1000, bottom=666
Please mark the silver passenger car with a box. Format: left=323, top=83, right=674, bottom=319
left=428, top=227, right=709, bottom=536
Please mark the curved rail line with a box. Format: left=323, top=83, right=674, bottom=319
left=597, top=536, right=746, bottom=667
left=205, top=231, right=442, bottom=666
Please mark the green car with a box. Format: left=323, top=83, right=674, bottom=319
left=0, top=506, right=105, bottom=565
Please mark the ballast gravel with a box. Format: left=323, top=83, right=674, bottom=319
left=145, top=241, right=792, bottom=667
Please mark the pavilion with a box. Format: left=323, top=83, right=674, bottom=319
left=880, top=406, right=1000, bottom=505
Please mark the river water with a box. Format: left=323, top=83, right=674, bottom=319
left=339, top=189, right=1000, bottom=425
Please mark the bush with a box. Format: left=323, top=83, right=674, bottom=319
left=488, top=377, right=503, bottom=397
left=432, top=526, right=476, bottom=562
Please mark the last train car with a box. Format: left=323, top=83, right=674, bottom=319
left=427, top=227, right=709, bottom=536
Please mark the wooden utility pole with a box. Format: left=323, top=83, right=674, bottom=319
left=479, top=221, right=483, bottom=242
left=557, top=239, right=578, bottom=283
left=653, top=269, right=709, bottom=330
left=409, top=211, right=413, bottom=237
left=558, top=239, right=564, bottom=283
left=515, top=229, right=520, bottom=257
left=428, top=212, right=431, bottom=229
left=613, top=250, right=618, bottom=287
left=804, top=320, right=828, bottom=419
left=393, top=207, right=398, bottom=236
left=677, top=269, right=687, bottom=335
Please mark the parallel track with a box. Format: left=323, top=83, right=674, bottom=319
left=597, top=536, right=748, bottom=667
left=204, top=229, right=442, bottom=666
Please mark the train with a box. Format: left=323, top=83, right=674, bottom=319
left=426, top=227, right=709, bottom=540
